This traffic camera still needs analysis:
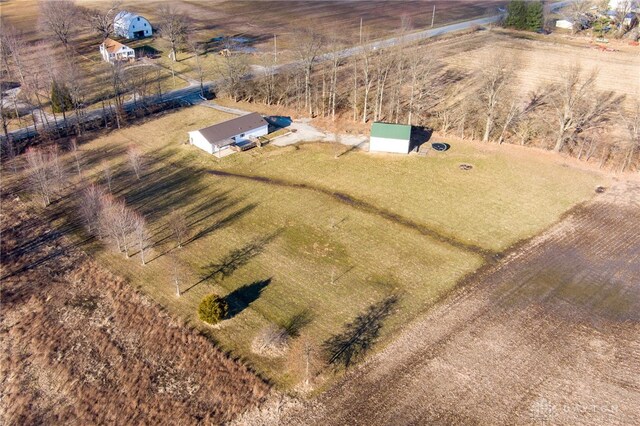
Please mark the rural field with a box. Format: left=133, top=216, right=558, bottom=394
left=431, top=29, right=640, bottom=110
left=274, top=181, right=640, bottom=425
left=0, top=195, right=270, bottom=424
left=3, top=0, right=638, bottom=421
left=79, top=0, right=507, bottom=46
left=18, top=104, right=606, bottom=388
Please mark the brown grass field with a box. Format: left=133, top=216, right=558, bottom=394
left=77, top=0, right=506, bottom=45
left=430, top=29, right=640, bottom=110
left=273, top=181, right=640, bottom=425
left=0, top=195, right=270, bottom=424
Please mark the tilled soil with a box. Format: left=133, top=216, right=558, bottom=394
left=280, top=182, right=640, bottom=425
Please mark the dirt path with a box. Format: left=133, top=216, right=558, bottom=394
left=271, top=181, right=640, bottom=425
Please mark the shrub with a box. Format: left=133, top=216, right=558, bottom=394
left=251, top=324, right=289, bottom=357
left=197, top=294, right=228, bottom=324
left=51, top=81, right=73, bottom=113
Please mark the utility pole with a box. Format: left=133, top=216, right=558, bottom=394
left=431, top=5, right=436, bottom=28
left=359, top=17, right=363, bottom=44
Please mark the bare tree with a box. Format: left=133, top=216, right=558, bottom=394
left=287, top=332, right=321, bottom=390
left=107, top=61, right=126, bottom=129
left=81, top=0, right=122, bottom=41
left=99, top=194, right=135, bottom=257
left=167, top=209, right=188, bottom=248
left=292, top=27, right=323, bottom=116
left=69, top=137, right=82, bottom=176
left=158, top=5, right=189, bottom=62
left=186, top=37, right=206, bottom=97
left=127, top=144, right=143, bottom=179
left=79, top=184, right=105, bottom=234
left=373, top=50, right=394, bottom=122
left=327, top=38, right=343, bottom=120
left=613, top=0, right=634, bottom=37
left=61, top=56, right=88, bottom=135
left=24, top=147, right=63, bottom=207
left=359, top=43, right=375, bottom=123
left=169, top=253, right=182, bottom=296
left=252, top=324, right=289, bottom=357
left=39, top=0, right=79, bottom=49
left=216, top=43, right=249, bottom=101
left=101, top=160, right=114, bottom=192
left=548, top=65, right=621, bottom=152
left=133, top=212, right=150, bottom=265
left=477, top=51, right=517, bottom=142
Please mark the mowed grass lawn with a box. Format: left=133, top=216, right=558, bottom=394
left=63, top=106, right=602, bottom=387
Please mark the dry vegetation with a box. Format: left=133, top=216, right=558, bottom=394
left=0, top=194, right=270, bottom=424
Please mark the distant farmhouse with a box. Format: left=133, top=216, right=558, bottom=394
left=188, top=113, right=269, bottom=157
left=100, top=38, right=135, bottom=63
left=114, top=11, right=152, bottom=39
left=369, top=122, right=412, bottom=154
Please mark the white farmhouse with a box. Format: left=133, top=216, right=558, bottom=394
left=369, top=122, right=412, bottom=154
left=188, top=113, right=269, bottom=157
left=114, top=11, right=152, bottom=39
left=100, top=38, right=135, bottom=63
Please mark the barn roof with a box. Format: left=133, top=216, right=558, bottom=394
left=371, top=122, right=411, bottom=140
left=115, top=10, right=148, bottom=27
left=102, top=38, right=131, bottom=53
left=193, top=113, right=268, bottom=146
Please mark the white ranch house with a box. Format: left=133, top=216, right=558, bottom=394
left=188, top=113, right=269, bottom=157
left=100, top=38, right=135, bottom=63
left=369, top=122, right=412, bottom=154
left=114, top=11, right=152, bottom=39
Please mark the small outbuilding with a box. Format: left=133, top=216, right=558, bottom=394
left=114, top=11, right=152, bottom=39
left=100, top=38, right=135, bottom=63
left=369, top=122, right=412, bottom=154
left=188, top=113, right=269, bottom=157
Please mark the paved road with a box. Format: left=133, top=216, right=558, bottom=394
left=2, top=1, right=570, bottom=143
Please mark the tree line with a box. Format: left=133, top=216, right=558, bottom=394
left=2, top=0, right=638, bottom=173
left=223, top=28, right=638, bottom=172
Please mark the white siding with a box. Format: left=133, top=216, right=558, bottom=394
left=555, top=19, right=573, bottom=29
left=189, top=131, right=214, bottom=154
left=233, top=124, right=268, bottom=143
left=114, top=12, right=152, bottom=39
left=369, top=136, right=410, bottom=154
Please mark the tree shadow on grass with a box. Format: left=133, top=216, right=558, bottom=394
left=281, top=309, right=314, bottom=337
left=323, top=294, right=400, bottom=370
left=225, top=278, right=271, bottom=318
left=182, top=231, right=279, bottom=294
left=183, top=203, right=258, bottom=248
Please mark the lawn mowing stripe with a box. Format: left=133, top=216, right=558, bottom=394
left=208, top=170, right=497, bottom=261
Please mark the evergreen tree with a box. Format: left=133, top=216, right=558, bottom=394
left=51, top=80, right=73, bottom=113
left=526, top=1, right=544, bottom=31
left=198, top=294, right=228, bottom=324
left=506, top=0, right=528, bottom=30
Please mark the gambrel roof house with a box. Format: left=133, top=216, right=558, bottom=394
left=114, top=11, right=152, bottom=39
left=100, top=38, right=135, bottom=63
left=188, top=113, right=269, bottom=157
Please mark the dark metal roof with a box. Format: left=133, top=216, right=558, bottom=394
left=195, top=113, right=268, bottom=146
